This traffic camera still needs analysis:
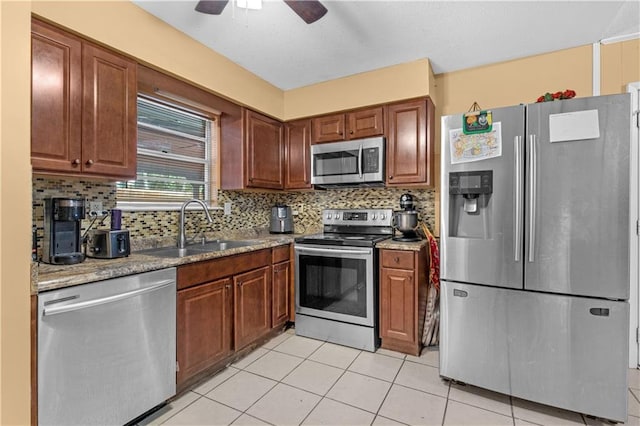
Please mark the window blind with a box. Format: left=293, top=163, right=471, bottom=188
left=117, top=96, right=217, bottom=204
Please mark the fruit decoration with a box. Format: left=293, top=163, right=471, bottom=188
left=536, top=89, right=576, bottom=103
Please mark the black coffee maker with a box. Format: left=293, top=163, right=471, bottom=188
left=42, top=198, right=86, bottom=264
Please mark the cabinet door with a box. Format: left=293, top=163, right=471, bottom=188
left=272, top=261, right=290, bottom=328
left=380, top=267, right=415, bottom=343
left=31, top=20, right=82, bottom=173
left=235, top=266, right=271, bottom=349
left=386, top=99, right=434, bottom=187
left=82, top=43, right=137, bottom=178
left=177, top=278, right=233, bottom=388
left=284, top=119, right=312, bottom=189
left=312, top=113, right=345, bottom=143
left=347, top=107, right=384, bottom=139
left=245, top=111, right=284, bottom=189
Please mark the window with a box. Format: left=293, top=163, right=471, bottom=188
left=117, top=96, right=218, bottom=208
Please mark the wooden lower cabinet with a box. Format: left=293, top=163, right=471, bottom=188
left=176, top=246, right=291, bottom=390
left=272, top=261, right=290, bottom=328
left=177, top=278, right=233, bottom=388
left=235, top=266, right=272, bottom=350
left=379, top=247, right=429, bottom=356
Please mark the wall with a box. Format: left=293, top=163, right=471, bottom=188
left=602, top=39, right=640, bottom=95
left=0, top=2, right=32, bottom=424
left=284, top=59, right=435, bottom=120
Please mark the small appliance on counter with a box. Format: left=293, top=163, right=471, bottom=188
left=85, top=209, right=130, bottom=259
left=392, top=193, right=422, bottom=242
left=42, top=197, right=86, bottom=265
left=270, top=204, right=294, bottom=234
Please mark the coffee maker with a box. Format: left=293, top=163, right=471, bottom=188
left=42, top=197, right=86, bottom=264
left=392, top=193, right=422, bottom=242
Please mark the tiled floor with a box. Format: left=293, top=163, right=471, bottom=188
left=140, top=329, right=640, bottom=426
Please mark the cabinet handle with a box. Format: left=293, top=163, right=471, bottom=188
left=350, top=130, right=354, bottom=135
left=72, top=159, right=80, bottom=166
left=394, top=257, right=400, bottom=263
left=225, top=284, right=231, bottom=289
left=238, top=282, right=243, bottom=287
left=338, top=131, right=343, bottom=135
left=388, top=176, right=393, bottom=180
left=249, top=178, right=254, bottom=183
left=85, top=159, right=94, bottom=166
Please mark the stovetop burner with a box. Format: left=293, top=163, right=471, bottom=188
left=295, top=208, right=394, bottom=247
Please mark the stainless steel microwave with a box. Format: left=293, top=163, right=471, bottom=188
left=310, top=136, right=385, bottom=187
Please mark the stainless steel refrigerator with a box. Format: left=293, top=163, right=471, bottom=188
left=440, top=93, right=631, bottom=423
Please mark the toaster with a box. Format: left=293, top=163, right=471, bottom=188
left=85, top=229, right=131, bottom=259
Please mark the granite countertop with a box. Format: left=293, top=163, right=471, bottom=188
left=33, top=231, right=431, bottom=294
left=33, top=233, right=300, bottom=294
left=376, top=238, right=429, bottom=251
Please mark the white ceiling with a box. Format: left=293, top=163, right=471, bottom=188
left=133, top=0, right=640, bottom=91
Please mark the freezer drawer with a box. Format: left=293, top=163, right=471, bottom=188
left=440, top=281, right=629, bottom=422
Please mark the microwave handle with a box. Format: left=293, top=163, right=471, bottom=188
left=358, top=144, right=363, bottom=179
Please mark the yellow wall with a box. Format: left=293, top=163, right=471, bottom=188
left=31, top=1, right=285, bottom=118
left=602, top=39, right=640, bottom=95
left=284, top=59, right=433, bottom=120
left=0, top=2, right=32, bottom=424
left=2, top=1, right=639, bottom=421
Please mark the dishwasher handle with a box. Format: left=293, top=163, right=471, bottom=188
left=43, top=279, right=175, bottom=316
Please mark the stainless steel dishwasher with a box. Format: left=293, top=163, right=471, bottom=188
left=38, top=268, right=176, bottom=426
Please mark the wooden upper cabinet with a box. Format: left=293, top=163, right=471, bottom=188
left=284, top=119, right=312, bottom=190
left=348, top=107, right=384, bottom=140
left=31, top=19, right=82, bottom=173
left=386, top=98, right=435, bottom=187
left=31, top=19, right=137, bottom=179
left=81, top=43, right=137, bottom=178
left=311, top=107, right=384, bottom=144
left=245, top=110, right=284, bottom=189
left=312, top=113, right=345, bottom=143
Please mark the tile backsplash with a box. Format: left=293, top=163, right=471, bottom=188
left=32, top=176, right=436, bottom=255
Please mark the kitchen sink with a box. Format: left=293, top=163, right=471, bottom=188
left=138, top=239, right=259, bottom=258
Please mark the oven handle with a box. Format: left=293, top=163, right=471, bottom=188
left=295, top=246, right=371, bottom=255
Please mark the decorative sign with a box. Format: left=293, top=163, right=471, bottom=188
left=450, top=122, right=502, bottom=164
left=463, top=110, right=493, bottom=134
left=549, top=109, right=600, bottom=143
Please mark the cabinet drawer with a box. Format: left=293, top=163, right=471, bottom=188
left=178, top=249, right=271, bottom=290
left=272, top=245, right=290, bottom=264
left=381, top=250, right=414, bottom=270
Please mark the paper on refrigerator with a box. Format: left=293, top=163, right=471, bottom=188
left=450, top=122, right=502, bottom=164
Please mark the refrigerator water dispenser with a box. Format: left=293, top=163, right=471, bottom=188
left=448, top=171, right=493, bottom=238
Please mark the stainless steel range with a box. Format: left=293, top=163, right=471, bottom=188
left=294, top=208, right=393, bottom=351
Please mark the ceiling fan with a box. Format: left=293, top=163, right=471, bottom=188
left=195, top=0, right=328, bottom=24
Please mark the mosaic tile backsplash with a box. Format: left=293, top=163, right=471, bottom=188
left=33, top=176, right=436, bottom=255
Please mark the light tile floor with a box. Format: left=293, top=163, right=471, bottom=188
left=140, top=329, right=640, bottom=426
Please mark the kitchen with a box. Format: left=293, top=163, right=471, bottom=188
left=1, top=1, right=640, bottom=425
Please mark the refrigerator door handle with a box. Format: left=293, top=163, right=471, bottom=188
left=528, top=134, right=537, bottom=262
left=514, top=136, right=523, bottom=262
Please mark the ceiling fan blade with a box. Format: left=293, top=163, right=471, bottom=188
left=283, top=0, right=327, bottom=24
left=195, top=0, right=229, bottom=15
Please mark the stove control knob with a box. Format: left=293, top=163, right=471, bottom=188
left=380, top=213, right=387, bottom=220
left=371, top=213, right=377, bottom=220
left=334, top=213, right=340, bottom=219
left=326, top=213, right=332, bottom=220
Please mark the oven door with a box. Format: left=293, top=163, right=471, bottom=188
left=295, top=244, right=374, bottom=327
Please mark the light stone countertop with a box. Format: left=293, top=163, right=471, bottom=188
left=376, top=238, right=429, bottom=251
left=33, top=234, right=298, bottom=294
left=33, top=231, right=431, bottom=294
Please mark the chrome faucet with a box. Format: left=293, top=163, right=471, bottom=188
left=178, top=199, right=214, bottom=250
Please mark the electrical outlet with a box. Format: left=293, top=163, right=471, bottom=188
left=89, top=201, right=103, bottom=215
left=292, top=210, right=299, bottom=216
left=224, top=202, right=232, bottom=215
